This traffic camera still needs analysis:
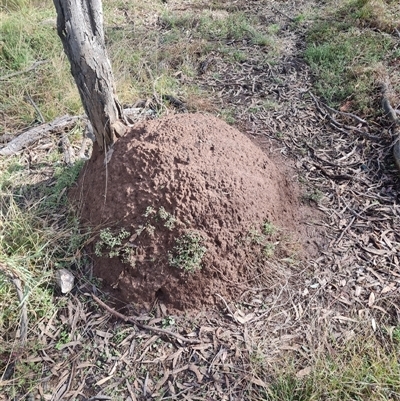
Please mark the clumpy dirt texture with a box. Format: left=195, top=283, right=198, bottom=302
left=73, top=113, right=317, bottom=311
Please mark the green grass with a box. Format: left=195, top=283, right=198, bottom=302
left=106, top=8, right=279, bottom=112
left=160, top=10, right=272, bottom=45
left=304, top=0, right=400, bottom=115
left=0, top=151, right=86, bottom=354
left=305, top=25, right=393, bottom=113
left=341, top=0, right=400, bottom=33
left=0, top=0, right=81, bottom=133
left=263, top=335, right=400, bottom=400
left=0, top=149, right=86, bottom=397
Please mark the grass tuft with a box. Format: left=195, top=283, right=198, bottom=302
left=304, top=0, right=400, bottom=115
left=0, top=1, right=81, bottom=132
left=0, top=152, right=86, bottom=354
left=263, top=335, right=400, bottom=400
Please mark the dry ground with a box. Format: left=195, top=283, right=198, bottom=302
left=2, top=0, right=400, bottom=400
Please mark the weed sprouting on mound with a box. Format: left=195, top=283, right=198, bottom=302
left=95, top=228, right=131, bottom=258
left=168, top=231, right=207, bottom=273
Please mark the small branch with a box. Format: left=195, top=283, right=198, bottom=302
left=12, top=277, right=28, bottom=345
left=380, top=82, right=399, bottom=124
left=308, top=91, right=328, bottom=117
left=84, top=395, right=112, bottom=401
left=309, top=91, right=379, bottom=141
left=25, top=93, right=45, bottom=123
left=335, top=216, right=356, bottom=245
left=0, top=115, right=82, bottom=156
left=215, top=293, right=239, bottom=323
left=78, top=136, right=92, bottom=160
left=0, top=263, right=28, bottom=345
left=0, top=60, right=48, bottom=81
left=272, top=6, right=295, bottom=22
left=91, top=293, right=200, bottom=344
left=321, top=102, right=368, bottom=125
left=0, top=107, right=152, bottom=157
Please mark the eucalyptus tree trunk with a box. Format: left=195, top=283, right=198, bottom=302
left=53, top=0, right=126, bottom=151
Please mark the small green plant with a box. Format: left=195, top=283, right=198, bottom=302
left=247, top=221, right=279, bottom=258
left=157, top=206, right=177, bottom=230
left=263, top=243, right=276, bottom=257
left=248, top=228, right=266, bottom=245
left=303, top=189, right=323, bottom=203
left=220, top=108, right=236, bottom=125
left=168, top=231, right=207, bottom=273
left=162, top=316, right=175, bottom=328
left=144, top=206, right=155, bottom=217
left=391, top=326, right=400, bottom=343
left=267, top=24, right=280, bottom=35
left=294, top=14, right=306, bottom=24
left=263, top=221, right=276, bottom=236
left=232, top=50, right=247, bottom=62
left=95, top=228, right=130, bottom=258
left=112, top=329, right=130, bottom=345
left=44, top=159, right=85, bottom=208
left=136, top=223, right=156, bottom=237
left=55, top=329, right=70, bottom=350
left=139, top=206, right=178, bottom=236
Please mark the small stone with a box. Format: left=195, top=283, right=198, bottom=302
left=55, top=268, right=75, bottom=294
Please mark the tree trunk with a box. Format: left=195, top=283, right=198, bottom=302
left=53, top=0, right=126, bottom=150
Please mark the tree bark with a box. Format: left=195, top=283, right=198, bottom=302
left=53, top=0, right=126, bottom=150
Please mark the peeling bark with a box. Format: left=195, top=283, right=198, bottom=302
left=53, top=0, right=126, bottom=150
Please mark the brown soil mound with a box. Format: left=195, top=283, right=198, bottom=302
left=72, top=113, right=315, bottom=312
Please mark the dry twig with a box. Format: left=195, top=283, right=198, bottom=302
left=309, top=91, right=379, bottom=141
left=0, top=115, right=82, bottom=156
left=25, top=93, right=45, bottom=123
left=91, top=293, right=200, bottom=344
left=0, top=60, right=48, bottom=81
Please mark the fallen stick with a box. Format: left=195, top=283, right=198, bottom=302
left=0, top=115, right=82, bottom=156
left=380, top=82, right=400, bottom=171
left=0, top=60, right=48, bottom=81
left=91, top=293, right=200, bottom=344
left=0, top=108, right=154, bottom=157
left=309, top=91, right=379, bottom=141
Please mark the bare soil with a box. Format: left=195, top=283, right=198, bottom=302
left=72, top=112, right=321, bottom=312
